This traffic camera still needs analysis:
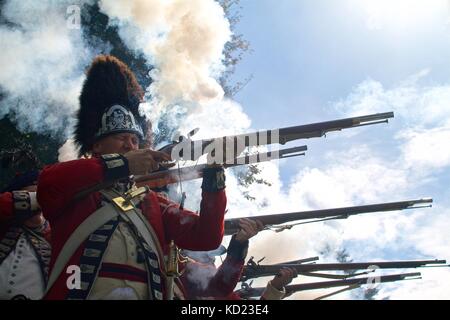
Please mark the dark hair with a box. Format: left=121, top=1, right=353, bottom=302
left=1, top=169, right=39, bottom=193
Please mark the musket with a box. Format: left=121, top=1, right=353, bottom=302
left=244, top=256, right=320, bottom=275
left=272, top=256, right=320, bottom=265
left=224, top=198, right=433, bottom=236
left=241, top=258, right=448, bottom=282
left=159, top=112, right=394, bottom=161
left=236, top=272, right=422, bottom=299
left=74, top=145, right=307, bottom=201
left=135, top=145, right=307, bottom=189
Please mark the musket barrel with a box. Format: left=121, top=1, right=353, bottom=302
left=134, top=145, right=307, bottom=189
left=170, top=112, right=394, bottom=161
left=224, top=198, right=433, bottom=236
left=277, top=112, right=395, bottom=144
left=233, top=112, right=395, bottom=145
left=273, top=259, right=447, bottom=271
left=242, top=259, right=446, bottom=280
left=238, top=272, right=420, bottom=298
left=274, top=256, right=320, bottom=265
left=284, top=272, right=421, bottom=295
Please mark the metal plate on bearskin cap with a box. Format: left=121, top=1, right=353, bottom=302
left=95, top=105, right=144, bottom=140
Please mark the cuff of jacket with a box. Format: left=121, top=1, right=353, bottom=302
left=261, top=280, right=286, bottom=300
left=28, top=191, right=39, bottom=211
left=226, top=235, right=249, bottom=261
left=100, top=154, right=130, bottom=181
left=12, top=191, right=39, bottom=222
left=201, top=167, right=226, bottom=192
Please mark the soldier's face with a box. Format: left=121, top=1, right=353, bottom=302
left=22, top=184, right=37, bottom=192
left=93, top=132, right=139, bottom=156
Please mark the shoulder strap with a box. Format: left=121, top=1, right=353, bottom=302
left=45, top=203, right=118, bottom=295
left=99, top=189, right=166, bottom=272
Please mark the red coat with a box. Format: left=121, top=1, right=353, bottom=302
left=0, top=192, right=14, bottom=238
left=37, top=157, right=227, bottom=299
left=0, top=192, right=50, bottom=241
left=181, top=254, right=244, bottom=299
left=0, top=192, right=14, bottom=218
left=1, top=191, right=51, bottom=259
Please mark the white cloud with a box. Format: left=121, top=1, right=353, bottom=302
left=336, top=70, right=450, bottom=174
left=335, top=70, right=450, bottom=127
left=383, top=210, right=450, bottom=297
left=350, top=0, right=448, bottom=31
left=288, top=145, right=409, bottom=208
left=398, top=126, right=450, bottom=171
left=378, top=268, right=450, bottom=300
left=409, top=209, right=450, bottom=259
left=324, top=71, right=450, bottom=299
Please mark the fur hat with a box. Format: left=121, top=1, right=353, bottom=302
left=1, top=170, right=39, bottom=193
left=75, top=55, right=148, bottom=156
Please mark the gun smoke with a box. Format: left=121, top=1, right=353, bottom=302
left=0, top=0, right=97, bottom=137
left=98, top=0, right=232, bottom=127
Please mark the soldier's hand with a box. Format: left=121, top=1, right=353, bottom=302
left=124, top=149, right=172, bottom=175
left=235, top=218, right=264, bottom=242
left=271, top=267, right=298, bottom=291
left=24, top=213, right=45, bottom=228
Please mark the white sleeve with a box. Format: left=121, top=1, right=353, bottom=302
left=28, top=192, right=40, bottom=211
left=261, top=280, right=286, bottom=300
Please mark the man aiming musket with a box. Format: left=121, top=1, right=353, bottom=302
left=73, top=110, right=395, bottom=198
left=37, top=55, right=228, bottom=300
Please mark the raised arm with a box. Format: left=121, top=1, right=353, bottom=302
left=158, top=167, right=227, bottom=250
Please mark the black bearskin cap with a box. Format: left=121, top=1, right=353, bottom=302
left=2, top=170, right=39, bottom=193
left=75, top=55, right=147, bottom=156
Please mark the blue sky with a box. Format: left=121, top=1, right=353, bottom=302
left=229, top=0, right=450, bottom=185
left=225, top=0, right=450, bottom=299
left=233, top=0, right=450, bottom=122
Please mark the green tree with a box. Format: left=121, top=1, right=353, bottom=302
left=218, top=0, right=253, bottom=98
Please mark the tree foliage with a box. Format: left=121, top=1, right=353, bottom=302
left=218, top=0, right=253, bottom=98
left=0, top=0, right=261, bottom=193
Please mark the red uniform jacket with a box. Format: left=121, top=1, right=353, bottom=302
left=181, top=254, right=244, bottom=299
left=0, top=192, right=14, bottom=238
left=0, top=192, right=14, bottom=217
left=0, top=192, right=50, bottom=242
left=37, top=157, right=227, bottom=299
